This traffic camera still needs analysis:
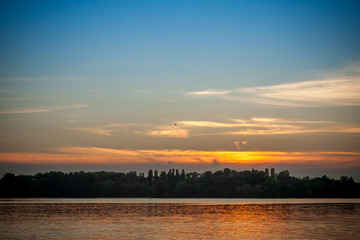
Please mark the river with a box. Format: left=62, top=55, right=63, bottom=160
left=1, top=198, right=360, bottom=239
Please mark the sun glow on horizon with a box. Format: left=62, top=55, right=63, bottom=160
left=0, top=147, right=359, bottom=170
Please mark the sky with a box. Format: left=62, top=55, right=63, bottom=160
left=1, top=0, right=360, bottom=180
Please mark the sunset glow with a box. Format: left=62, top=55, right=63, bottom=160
left=0, top=0, right=359, bottom=180
left=0, top=148, right=359, bottom=170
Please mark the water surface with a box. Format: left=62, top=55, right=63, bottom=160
left=1, top=198, right=359, bottom=239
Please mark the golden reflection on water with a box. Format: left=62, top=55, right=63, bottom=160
left=1, top=202, right=360, bottom=239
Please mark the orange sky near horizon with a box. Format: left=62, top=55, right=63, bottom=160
left=1, top=147, right=359, bottom=170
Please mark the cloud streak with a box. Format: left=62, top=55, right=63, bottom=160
left=72, top=117, right=360, bottom=138
left=236, top=78, right=360, bottom=107
left=185, top=66, right=360, bottom=107
left=71, top=122, right=189, bottom=138
left=185, top=89, right=231, bottom=97
left=0, top=147, right=359, bottom=169
left=69, top=116, right=360, bottom=140
left=233, top=141, right=247, bottom=151
left=71, top=123, right=136, bottom=136
left=178, top=121, right=241, bottom=128
left=0, top=104, right=88, bottom=114
left=140, top=126, right=189, bottom=138
left=176, top=118, right=360, bottom=136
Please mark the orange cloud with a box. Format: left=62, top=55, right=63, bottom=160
left=69, top=118, right=360, bottom=138
left=71, top=123, right=147, bottom=136
left=0, top=147, right=359, bottom=169
left=137, top=126, right=189, bottom=138
left=70, top=122, right=190, bottom=138
left=177, top=118, right=360, bottom=136
left=178, top=121, right=241, bottom=128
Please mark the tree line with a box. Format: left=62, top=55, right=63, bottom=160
left=0, top=168, right=359, bottom=198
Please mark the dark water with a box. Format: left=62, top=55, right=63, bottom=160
left=1, top=199, right=360, bottom=239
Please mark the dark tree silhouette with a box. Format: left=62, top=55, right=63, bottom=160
left=0, top=168, right=359, bottom=198
left=147, top=169, right=153, bottom=186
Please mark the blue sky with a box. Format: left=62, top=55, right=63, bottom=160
left=2, top=0, right=360, bottom=82
left=1, top=0, right=360, bottom=179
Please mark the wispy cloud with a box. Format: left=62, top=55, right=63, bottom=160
left=72, top=122, right=189, bottom=138
left=71, top=117, right=360, bottom=138
left=70, top=127, right=113, bottom=136
left=0, top=104, right=88, bottom=114
left=177, top=121, right=241, bottom=128
left=229, top=117, right=360, bottom=135
left=0, top=76, right=95, bottom=82
left=185, top=66, right=360, bottom=107
left=185, top=89, right=231, bottom=96
left=236, top=78, right=360, bottom=107
left=176, top=118, right=360, bottom=136
left=0, top=147, right=359, bottom=169
left=71, top=123, right=142, bottom=136
left=234, top=141, right=247, bottom=151
left=137, top=126, right=189, bottom=138
left=250, top=118, right=335, bottom=124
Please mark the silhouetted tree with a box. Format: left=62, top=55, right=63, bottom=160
left=154, top=170, right=159, bottom=182
left=271, top=168, right=275, bottom=178
left=180, top=169, right=185, bottom=181
left=147, top=170, right=153, bottom=186
left=265, top=168, right=269, bottom=177
left=176, top=169, right=180, bottom=182
left=1, top=168, right=359, bottom=198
